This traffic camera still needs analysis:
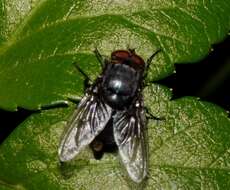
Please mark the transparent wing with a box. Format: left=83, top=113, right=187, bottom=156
left=58, top=93, right=112, bottom=162
left=113, top=104, right=147, bottom=183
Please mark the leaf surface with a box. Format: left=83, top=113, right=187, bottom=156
left=0, top=84, right=229, bottom=189
left=0, top=0, right=230, bottom=110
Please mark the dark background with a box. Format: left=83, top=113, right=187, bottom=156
left=0, top=36, right=230, bottom=144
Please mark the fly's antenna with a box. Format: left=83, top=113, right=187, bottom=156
left=126, top=43, right=136, bottom=54
left=127, top=47, right=136, bottom=55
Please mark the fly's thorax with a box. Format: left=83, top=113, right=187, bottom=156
left=101, top=63, right=142, bottom=109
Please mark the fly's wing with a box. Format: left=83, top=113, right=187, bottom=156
left=113, top=104, right=147, bottom=183
left=58, top=93, right=112, bottom=162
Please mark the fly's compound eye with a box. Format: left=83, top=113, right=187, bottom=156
left=111, top=50, right=145, bottom=70
left=111, top=50, right=130, bottom=60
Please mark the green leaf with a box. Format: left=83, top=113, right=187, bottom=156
left=0, top=0, right=41, bottom=43
left=0, top=0, right=230, bottom=110
left=1, top=1, right=230, bottom=189
left=0, top=84, right=230, bottom=190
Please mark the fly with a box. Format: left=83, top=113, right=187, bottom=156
left=58, top=48, right=160, bottom=183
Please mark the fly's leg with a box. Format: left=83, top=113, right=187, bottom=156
left=93, top=48, right=106, bottom=68
left=142, top=49, right=161, bottom=88
left=144, top=49, right=161, bottom=79
left=145, top=107, right=163, bottom=120
left=145, top=107, right=165, bottom=127
left=146, top=49, right=161, bottom=72
left=73, top=63, right=92, bottom=92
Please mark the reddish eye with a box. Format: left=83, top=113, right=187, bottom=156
left=111, top=49, right=145, bottom=69
left=130, top=54, right=145, bottom=66
left=111, top=50, right=130, bottom=60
